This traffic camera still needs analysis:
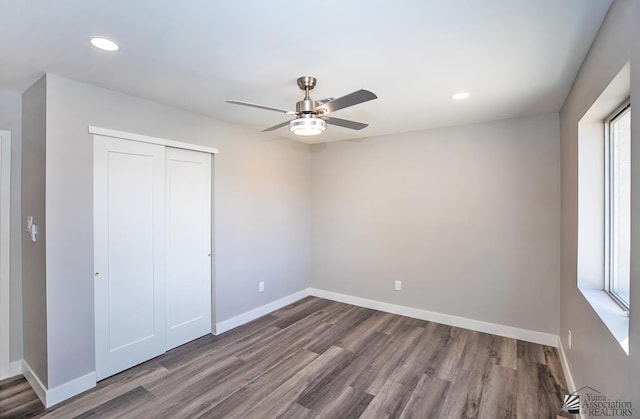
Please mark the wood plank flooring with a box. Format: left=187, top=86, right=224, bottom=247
left=0, top=297, right=573, bottom=418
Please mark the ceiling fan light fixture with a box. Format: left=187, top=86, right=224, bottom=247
left=289, top=117, right=326, bottom=136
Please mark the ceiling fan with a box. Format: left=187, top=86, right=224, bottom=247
left=226, top=76, right=377, bottom=136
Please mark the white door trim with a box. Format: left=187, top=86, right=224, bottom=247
left=88, top=126, right=219, bottom=155
left=0, top=130, right=13, bottom=379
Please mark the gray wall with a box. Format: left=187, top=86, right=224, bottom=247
left=21, top=76, right=48, bottom=386
left=560, top=0, right=639, bottom=408
left=0, top=89, right=23, bottom=362
left=43, top=74, right=311, bottom=388
left=310, top=113, right=561, bottom=334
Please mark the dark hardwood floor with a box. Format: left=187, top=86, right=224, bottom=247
left=0, top=297, right=573, bottom=418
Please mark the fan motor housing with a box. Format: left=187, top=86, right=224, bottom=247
left=296, top=99, right=318, bottom=113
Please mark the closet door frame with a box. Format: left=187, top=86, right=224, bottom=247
left=0, top=130, right=16, bottom=380
left=89, top=127, right=218, bottom=155
left=91, top=126, right=217, bottom=380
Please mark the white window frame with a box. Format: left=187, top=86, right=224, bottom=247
left=577, top=62, right=630, bottom=354
left=604, top=100, right=631, bottom=313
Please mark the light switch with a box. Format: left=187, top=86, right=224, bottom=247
left=30, top=224, right=38, bottom=242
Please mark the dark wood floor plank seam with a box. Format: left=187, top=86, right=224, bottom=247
left=192, top=349, right=319, bottom=418
left=71, top=386, right=153, bottom=419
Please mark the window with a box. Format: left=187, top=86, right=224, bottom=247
left=577, top=63, right=630, bottom=353
left=605, top=101, right=631, bottom=312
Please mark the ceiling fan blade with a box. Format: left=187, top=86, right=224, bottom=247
left=323, top=116, right=368, bottom=130
left=261, top=120, right=291, bottom=132
left=314, top=89, right=377, bottom=113
left=226, top=100, right=295, bottom=115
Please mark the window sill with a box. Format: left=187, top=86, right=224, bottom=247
left=578, top=287, right=629, bottom=354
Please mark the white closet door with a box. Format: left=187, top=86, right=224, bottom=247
left=165, top=148, right=212, bottom=350
left=94, top=136, right=166, bottom=381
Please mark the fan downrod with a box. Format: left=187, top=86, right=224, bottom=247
left=296, top=76, right=319, bottom=113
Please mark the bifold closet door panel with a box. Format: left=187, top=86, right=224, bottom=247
left=165, top=148, right=212, bottom=350
left=94, top=136, right=166, bottom=381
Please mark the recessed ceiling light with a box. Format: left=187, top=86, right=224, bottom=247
left=451, top=92, right=470, bottom=100
left=90, top=37, right=119, bottom=52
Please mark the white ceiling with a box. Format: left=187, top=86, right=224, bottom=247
left=0, top=0, right=611, bottom=144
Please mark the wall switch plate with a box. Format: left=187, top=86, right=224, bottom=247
left=259, top=281, right=264, bottom=293
left=568, top=330, right=572, bottom=350
left=30, top=224, right=38, bottom=243
left=394, top=280, right=402, bottom=291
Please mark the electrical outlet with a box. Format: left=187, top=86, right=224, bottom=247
left=259, top=281, right=264, bottom=293
left=394, top=280, right=402, bottom=291
left=568, top=330, right=572, bottom=350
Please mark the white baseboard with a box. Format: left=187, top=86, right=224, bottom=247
left=557, top=337, right=577, bottom=392
left=46, top=371, right=96, bottom=407
left=309, top=288, right=559, bottom=347
left=22, top=360, right=47, bottom=406
left=22, top=359, right=96, bottom=408
left=557, top=338, right=587, bottom=419
left=214, top=287, right=559, bottom=347
left=215, top=289, right=311, bottom=335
